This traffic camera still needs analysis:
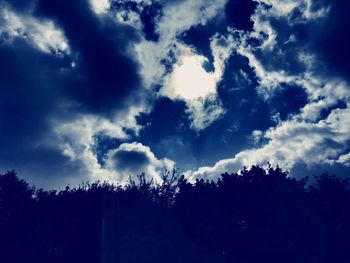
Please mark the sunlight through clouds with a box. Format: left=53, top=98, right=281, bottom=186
left=164, top=54, right=216, bottom=100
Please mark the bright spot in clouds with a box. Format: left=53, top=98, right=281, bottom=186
left=90, top=0, right=110, bottom=14
left=166, top=55, right=217, bottom=100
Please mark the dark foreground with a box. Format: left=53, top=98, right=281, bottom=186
left=1, top=166, right=350, bottom=263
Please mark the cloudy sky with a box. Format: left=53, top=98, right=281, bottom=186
left=0, top=0, right=349, bottom=188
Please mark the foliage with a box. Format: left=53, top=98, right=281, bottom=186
left=0, top=166, right=350, bottom=263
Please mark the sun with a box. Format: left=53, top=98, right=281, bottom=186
left=167, top=55, right=217, bottom=100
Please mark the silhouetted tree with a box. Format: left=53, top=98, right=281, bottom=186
left=0, top=166, right=350, bottom=263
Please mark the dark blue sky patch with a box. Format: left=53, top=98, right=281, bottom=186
left=180, top=18, right=227, bottom=67
left=140, top=2, right=162, bottom=41
left=319, top=100, right=348, bottom=120
left=253, top=42, right=307, bottom=76
left=137, top=97, right=191, bottom=143
left=290, top=161, right=350, bottom=181
left=153, top=134, right=198, bottom=171
left=225, top=0, right=257, bottom=31
left=268, top=84, right=308, bottom=121
left=190, top=120, right=245, bottom=167
left=136, top=98, right=201, bottom=169
left=217, top=53, right=272, bottom=134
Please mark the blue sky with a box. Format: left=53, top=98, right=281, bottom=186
left=0, top=0, right=349, bottom=187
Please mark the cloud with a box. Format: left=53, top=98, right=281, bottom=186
left=160, top=47, right=224, bottom=131
left=89, top=0, right=110, bottom=15
left=163, top=54, right=216, bottom=100
left=0, top=1, right=150, bottom=187
left=158, top=0, right=227, bottom=42
left=51, top=100, right=153, bottom=183
left=104, top=142, right=175, bottom=184
left=0, top=32, right=75, bottom=188
left=159, top=30, right=236, bottom=131
left=335, top=153, right=350, bottom=166
left=133, top=0, right=228, bottom=86
left=35, top=0, right=143, bottom=113
left=185, top=95, right=225, bottom=131
left=189, top=103, right=350, bottom=180
left=132, top=0, right=231, bottom=131
left=187, top=0, right=350, bottom=180
left=0, top=7, right=69, bottom=54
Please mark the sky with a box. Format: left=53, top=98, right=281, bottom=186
left=0, top=0, right=350, bottom=188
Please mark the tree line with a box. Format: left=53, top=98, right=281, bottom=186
left=0, top=165, right=350, bottom=263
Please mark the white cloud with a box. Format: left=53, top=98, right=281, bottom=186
left=0, top=8, right=70, bottom=54
left=133, top=0, right=228, bottom=88
left=158, top=0, right=227, bottom=43
left=185, top=95, right=226, bottom=131
left=255, top=0, right=330, bottom=23
left=162, top=30, right=236, bottom=101
left=50, top=94, right=178, bottom=185
left=189, top=103, right=350, bottom=180
left=132, top=0, right=230, bottom=131
left=335, top=153, right=350, bottom=166
left=90, top=0, right=111, bottom=15
left=224, top=0, right=330, bottom=100
left=185, top=0, right=350, bottom=180
left=115, top=9, right=143, bottom=30
left=250, top=130, right=263, bottom=144
left=158, top=30, right=236, bottom=131
left=52, top=100, right=149, bottom=179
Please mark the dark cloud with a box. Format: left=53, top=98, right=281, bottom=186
left=0, top=39, right=81, bottom=187
left=0, top=0, right=144, bottom=185
left=35, top=0, right=142, bottom=114
left=112, top=149, right=150, bottom=171
left=92, top=133, right=126, bottom=166
left=0, top=38, right=68, bottom=153
left=309, top=0, right=350, bottom=81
